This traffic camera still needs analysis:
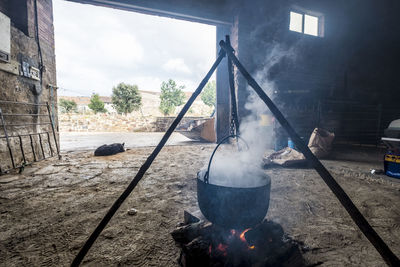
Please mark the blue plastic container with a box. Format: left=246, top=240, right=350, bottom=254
left=288, top=138, right=295, bottom=149
left=384, top=153, right=400, bottom=179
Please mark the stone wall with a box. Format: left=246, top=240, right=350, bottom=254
left=154, top=116, right=209, bottom=132
left=59, top=113, right=207, bottom=133
left=0, top=0, right=57, bottom=173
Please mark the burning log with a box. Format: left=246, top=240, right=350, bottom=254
left=171, top=220, right=213, bottom=244
left=180, top=237, right=211, bottom=267
left=184, top=210, right=203, bottom=224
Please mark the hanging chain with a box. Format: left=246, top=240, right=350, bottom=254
left=230, top=114, right=236, bottom=136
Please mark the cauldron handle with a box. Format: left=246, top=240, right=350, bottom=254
left=204, top=134, right=249, bottom=184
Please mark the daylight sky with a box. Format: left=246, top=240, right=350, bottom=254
left=53, top=0, right=216, bottom=96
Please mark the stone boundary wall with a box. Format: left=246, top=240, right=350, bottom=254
left=59, top=114, right=207, bottom=132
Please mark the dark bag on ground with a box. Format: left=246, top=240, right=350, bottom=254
left=94, top=143, right=125, bottom=156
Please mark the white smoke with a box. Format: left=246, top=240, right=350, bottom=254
left=199, top=44, right=296, bottom=188
left=241, top=44, right=297, bottom=155
left=198, top=150, right=267, bottom=188
left=245, top=44, right=297, bottom=116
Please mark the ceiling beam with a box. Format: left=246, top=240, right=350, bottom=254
left=65, top=0, right=232, bottom=26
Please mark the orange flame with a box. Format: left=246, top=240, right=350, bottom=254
left=239, top=228, right=251, bottom=242
left=239, top=228, right=256, bottom=250
left=209, top=228, right=256, bottom=257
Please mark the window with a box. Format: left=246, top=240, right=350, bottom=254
left=0, top=0, right=29, bottom=36
left=289, top=11, right=323, bottom=37
left=289, top=11, right=303, bottom=33
left=304, top=14, right=318, bottom=36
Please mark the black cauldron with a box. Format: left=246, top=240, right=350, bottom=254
left=197, top=135, right=271, bottom=229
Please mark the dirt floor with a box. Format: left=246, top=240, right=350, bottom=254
left=0, top=144, right=399, bottom=266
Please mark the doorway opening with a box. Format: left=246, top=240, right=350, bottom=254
left=53, top=0, right=218, bottom=151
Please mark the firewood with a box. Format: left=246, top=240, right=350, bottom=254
left=181, top=237, right=212, bottom=267
left=184, top=210, right=200, bottom=225
left=185, top=236, right=210, bottom=252
left=171, top=221, right=212, bottom=244
left=183, top=209, right=207, bottom=224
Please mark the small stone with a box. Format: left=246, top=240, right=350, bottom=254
left=128, top=208, right=138, bottom=216
left=200, top=147, right=205, bottom=150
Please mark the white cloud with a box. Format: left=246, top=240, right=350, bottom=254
left=53, top=0, right=216, bottom=96
left=116, top=76, right=163, bottom=92
left=95, top=32, right=144, bottom=67
left=162, top=58, right=191, bottom=74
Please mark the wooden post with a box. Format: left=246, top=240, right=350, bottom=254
left=38, top=133, right=45, bottom=159
left=46, top=102, right=60, bottom=159
left=215, top=25, right=231, bottom=142
left=0, top=108, right=15, bottom=169
left=29, top=134, right=37, bottom=162
left=226, top=35, right=240, bottom=134
left=18, top=135, right=26, bottom=165
left=46, top=131, right=54, bottom=157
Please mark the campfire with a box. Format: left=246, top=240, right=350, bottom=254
left=170, top=126, right=306, bottom=266
left=171, top=210, right=305, bottom=267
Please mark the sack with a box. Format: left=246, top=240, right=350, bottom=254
left=94, top=143, right=125, bottom=156
left=264, top=147, right=306, bottom=167
left=308, top=128, right=335, bottom=158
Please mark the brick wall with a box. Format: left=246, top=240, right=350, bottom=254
left=0, top=0, right=57, bottom=172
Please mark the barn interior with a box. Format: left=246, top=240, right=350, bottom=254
left=0, top=0, right=399, bottom=266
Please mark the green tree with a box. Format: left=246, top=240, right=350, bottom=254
left=111, top=83, right=142, bottom=115
left=59, top=98, right=77, bottom=113
left=201, top=80, right=216, bottom=107
left=159, top=79, right=185, bottom=115
left=88, top=93, right=107, bottom=114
